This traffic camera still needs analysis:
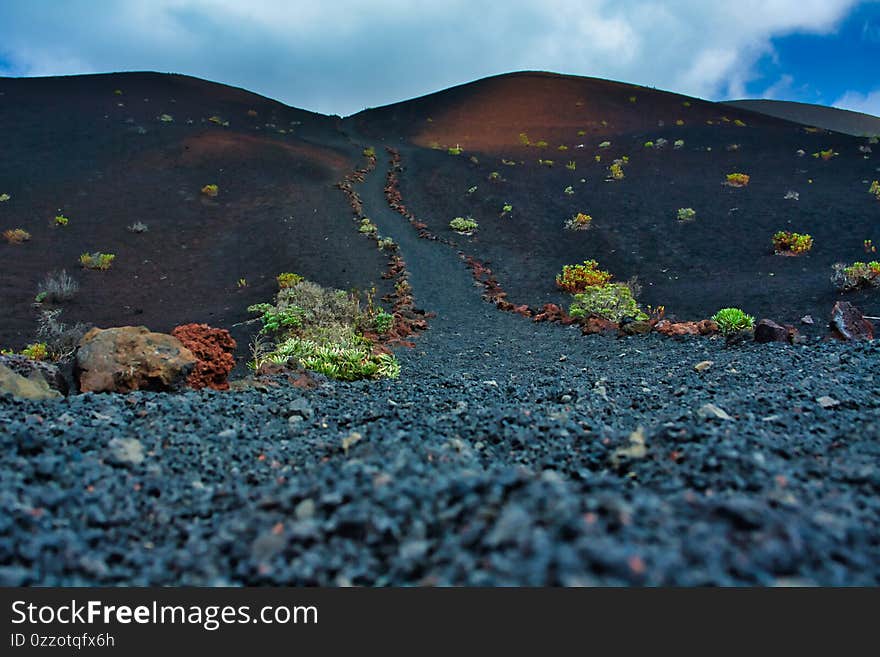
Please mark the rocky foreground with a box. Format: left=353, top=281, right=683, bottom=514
left=1, top=322, right=879, bottom=586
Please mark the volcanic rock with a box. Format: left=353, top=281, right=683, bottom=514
left=0, top=364, right=62, bottom=400
left=654, top=319, right=719, bottom=337
left=619, top=320, right=653, bottom=336
left=829, top=301, right=874, bottom=341
left=170, top=323, right=236, bottom=391
left=0, top=354, right=69, bottom=396
left=754, top=319, right=791, bottom=344
left=75, top=326, right=197, bottom=393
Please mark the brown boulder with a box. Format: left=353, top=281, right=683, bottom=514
left=619, top=320, right=653, bottom=336
left=754, top=319, right=788, bottom=344
left=171, top=323, right=236, bottom=391
left=76, top=326, right=197, bottom=393
left=829, top=301, right=874, bottom=341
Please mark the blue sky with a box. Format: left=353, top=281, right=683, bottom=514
left=0, top=1, right=878, bottom=117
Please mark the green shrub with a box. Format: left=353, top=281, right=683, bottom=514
left=556, top=260, right=612, bottom=293
left=359, top=218, right=378, bottom=234
left=247, top=303, right=305, bottom=335
left=565, top=161, right=576, bottom=170
left=564, top=213, right=592, bottom=231
left=377, top=237, right=396, bottom=251
left=447, top=146, right=463, bottom=155
left=20, top=342, right=49, bottom=361
left=449, top=217, right=478, bottom=233
left=711, top=307, right=754, bottom=335
left=869, top=180, right=880, bottom=199
left=374, top=310, right=394, bottom=335
left=677, top=208, right=696, bottom=222
left=362, top=146, right=376, bottom=158
left=0, top=193, right=10, bottom=202
left=569, top=283, right=647, bottom=322
left=79, top=252, right=115, bottom=270
left=54, top=214, right=69, bottom=227
left=270, top=337, right=399, bottom=380
left=37, top=270, right=78, bottom=303
left=563, top=185, right=575, bottom=195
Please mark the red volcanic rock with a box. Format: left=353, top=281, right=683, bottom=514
left=532, top=303, right=577, bottom=325
left=171, top=323, right=237, bottom=390
left=581, top=317, right=619, bottom=335
left=76, top=326, right=196, bottom=393
left=829, top=301, right=874, bottom=341
left=654, top=319, right=719, bottom=337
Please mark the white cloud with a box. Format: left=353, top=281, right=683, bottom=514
left=833, top=88, right=880, bottom=116
left=0, top=0, right=863, bottom=115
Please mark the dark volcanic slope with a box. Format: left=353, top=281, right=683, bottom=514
left=353, top=71, right=880, bottom=327
left=726, top=99, right=880, bottom=137
left=0, top=72, right=389, bottom=357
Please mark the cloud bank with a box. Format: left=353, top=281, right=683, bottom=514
left=0, top=0, right=864, bottom=115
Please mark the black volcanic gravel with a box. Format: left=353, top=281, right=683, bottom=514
left=2, top=302, right=880, bottom=586
left=2, top=147, right=879, bottom=587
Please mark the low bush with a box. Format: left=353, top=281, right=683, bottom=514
left=501, top=203, right=513, bottom=216
left=812, top=149, right=837, bottom=160
left=53, top=214, right=69, bottom=227
left=247, top=303, right=305, bottom=335
left=449, top=217, right=478, bottom=233
left=565, top=161, right=576, bottom=170
left=772, top=231, right=813, bottom=255
left=447, top=146, right=463, bottom=155
left=359, top=218, right=378, bottom=235
left=0, top=193, right=10, bottom=202
left=36, top=270, right=79, bottom=303
left=864, top=239, right=876, bottom=254
left=564, top=213, right=592, bottom=231
left=362, top=146, right=376, bottom=158
left=673, top=139, right=684, bottom=149
left=598, top=141, right=611, bottom=149
left=277, top=272, right=304, bottom=289
left=268, top=337, right=399, bottom=381
left=377, top=237, right=396, bottom=251
left=831, top=261, right=880, bottom=291
left=725, top=173, right=750, bottom=187
left=677, top=208, right=696, bottom=222
left=784, top=190, right=799, bottom=201
left=80, top=252, right=115, bottom=270
left=563, top=185, right=575, bottom=195
left=3, top=228, right=31, bottom=244
left=36, top=308, right=90, bottom=361
left=373, top=310, right=394, bottom=335
left=556, top=260, right=612, bottom=293
left=201, top=184, right=219, bottom=197
left=869, top=180, right=880, bottom=199
left=127, top=221, right=149, bottom=233
left=608, top=162, right=624, bottom=180
left=20, top=343, right=49, bottom=361
left=569, top=283, right=647, bottom=322
left=711, top=307, right=754, bottom=335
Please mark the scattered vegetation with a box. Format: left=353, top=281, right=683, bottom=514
left=832, top=261, right=880, bottom=291
left=488, top=171, right=502, bottom=181
left=564, top=213, right=592, bottom=231
left=556, top=260, right=612, bottom=293
left=673, top=139, right=684, bottom=150
left=725, top=173, right=750, bottom=187
left=447, top=146, right=463, bottom=155
left=733, top=119, right=747, bottom=127
left=53, top=214, right=69, bottom=227
left=869, top=180, right=880, bottom=199
left=237, top=278, right=248, bottom=288
left=127, top=221, right=149, bottom=233
left=36, top=270, right=79, bottom=304
left=362, top=146, right=376, bottom=158
left=711, top=308, right=754, bottom=335
left=565, top=161, right=576, bottom=170
left=538, top=159, right=554, bottom=167
left=784, top=190, right=799, bottom=201
left=864, top=239, right=876, bottom=254
left=159, top=114, right=174, bottom=123
left=201, top=184, right=219, bottom=197
left=79, top=252, right=115, bottom=270
left=247, top=277, right=399, bottom=380
left=643, top=141, right=654, bottom=149
left=677, top=208, right=696, bottom=222
left=466, top=186, right=478, bottom=195
left=377, top=237, right=397, bottom=251
left=449, top=217, right=478, bottom=234
left=557, top=145, right=568, bottom=151
left=598, top=141, right=611, bottom=149
left=501, top=203, right=513, bottom=217
left=563, top=185, right=575, bottom=195
left=3, top=228, right=31, bottom=244
left=772, top=231, right=813, bottom=255
left=35, top=308, right=90, bottom=361
left=0, top=193, right=9, bottom=202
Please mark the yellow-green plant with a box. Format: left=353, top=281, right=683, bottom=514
left=3, top=228, right=31, bottom=244
left=359, top=218, right=378, bottom=235
left=725, top=173, right=750, bottom=187
left=772, top=231, right=813, bottom=255
left=565, top=161, right=576, bottom=170
left=869, top=180, right=880, bottom=199
left=564, top=213, right=592, bottom=231
left=832, top=261, right=880, bottom=291
left=556, top=260, right=612, bottom=293
left=54, top=214, right=69, bottom=227
left=79, top=252, right=115, bottom=270
left=20, top=342, right=49, bottom=361
left=0, top=193, right=10, bottom=202
left=201, top=184, right=219, bottom=197
left=447, top=146, right=463, bottom=155
left=277, top=272, right=304, bottom=289
left=449, top=217, right=478, bottom=233
left=609, top=162, right=624, bottom=180
left=677, top=208, right=696, bottom=222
